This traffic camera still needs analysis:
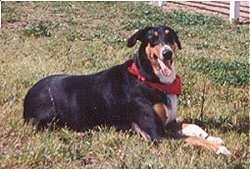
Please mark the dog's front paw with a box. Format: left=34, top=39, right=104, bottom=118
left=216, top=146, right=231, bottom=156
left=206, top=136, right=225, bottom=145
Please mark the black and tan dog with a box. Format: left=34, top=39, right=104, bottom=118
left=23, top=25, right=230, bottom=155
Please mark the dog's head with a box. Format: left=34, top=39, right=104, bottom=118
left=127, top=25, right=181, bottom=84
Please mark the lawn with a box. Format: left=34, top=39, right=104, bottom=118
left=0, top=2, right=249, bottom=169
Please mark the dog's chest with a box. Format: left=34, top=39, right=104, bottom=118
left=163, top=94, right=178, bottom=125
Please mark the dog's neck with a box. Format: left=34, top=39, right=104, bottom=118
left=128, top=59, right=182, bottom=96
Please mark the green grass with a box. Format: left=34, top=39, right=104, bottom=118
left=0, top=2, right=249, bottom=169
left=191, top=58, right=250, bottom=86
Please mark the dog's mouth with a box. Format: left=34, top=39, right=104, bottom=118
left=157, top=58, right=173, bottom=77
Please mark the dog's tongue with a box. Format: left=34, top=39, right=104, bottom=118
left=157, top=59, right=172, bottom=76
left=162, top=67, right=172, bottom=76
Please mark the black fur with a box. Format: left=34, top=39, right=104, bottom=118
left=23, top=25, right=181, bottom=141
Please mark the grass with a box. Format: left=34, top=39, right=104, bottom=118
left=0, top=2, right=249, bottom=169
left=191, top=58, right=249, bottom=86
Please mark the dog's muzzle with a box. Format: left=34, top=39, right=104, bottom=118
left=157, top=48, right=173, bottom=77
left=162, top=49, right=173, bottom=60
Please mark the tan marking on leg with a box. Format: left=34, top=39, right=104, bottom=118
left=173, top=122, right=231, bottom=155
left=153, top=103, right=168, bottom=125
left=184, top=136, right=219, bottom=152
left=184, top=136, right=231, bottom=155
left=180, top=123, right=224, bottom=145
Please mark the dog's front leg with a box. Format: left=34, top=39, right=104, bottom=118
left=179, top=123, right=225, bottom=145
left=131, top=122, right=151, bottom=141
left=179, top=123, right=231, bottom=155
left=183, top=136, right=231, bottom=155
left=130, top=98, right=164, bottom=142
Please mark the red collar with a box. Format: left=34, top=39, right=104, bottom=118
left=128, top=63, right=182, bottom=95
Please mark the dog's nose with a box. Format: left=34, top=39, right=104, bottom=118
left=162, top=49, right=172, bottom=60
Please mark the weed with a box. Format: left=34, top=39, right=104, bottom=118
left=24, top=21, right=52, bottom=37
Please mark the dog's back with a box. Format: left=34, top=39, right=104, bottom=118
left=23, top=61, right=135, bottom=130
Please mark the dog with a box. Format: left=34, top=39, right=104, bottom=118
left=23, top=25, right=231, bottom=155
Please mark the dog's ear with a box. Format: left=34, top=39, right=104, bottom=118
left=127, top=27, right=152, bottom=48
left=166, top=25, right=182, bottom=50
left=173, top=31, right=182, bottom=50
